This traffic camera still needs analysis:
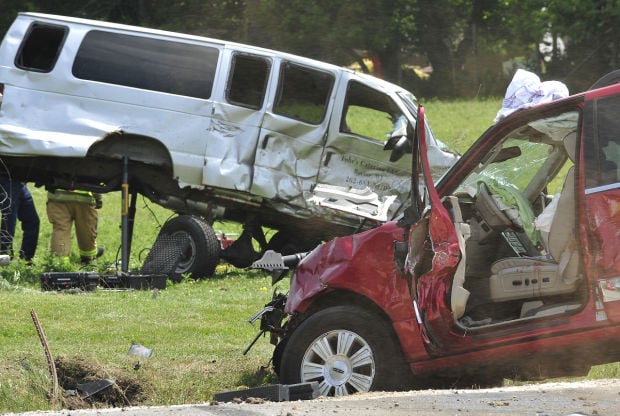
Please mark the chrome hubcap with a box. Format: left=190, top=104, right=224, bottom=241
left=300, top=329, right=375, bottom=396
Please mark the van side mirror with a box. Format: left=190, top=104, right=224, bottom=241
left=384, top=115, right=412, bottom=162
left=384, top=135, right=411, bottom=162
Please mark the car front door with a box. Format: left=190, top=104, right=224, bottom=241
left=406, top=105, right=462, bottom=355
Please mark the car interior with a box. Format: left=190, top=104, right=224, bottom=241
left=442, top=112, right=587, bottom=329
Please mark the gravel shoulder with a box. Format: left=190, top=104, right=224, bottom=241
left=7, top=378, right=619, bottom=416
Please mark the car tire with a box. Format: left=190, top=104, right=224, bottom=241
left=278, top=305, right=413, bottom=396
left=160, top=215, right=220, bottom=280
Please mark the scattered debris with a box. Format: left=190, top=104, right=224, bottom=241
left=77, top=379, right=115, bottom=398
left=215, top=382, right=319, bottom=403
left=128, top=343, right=153, bottom=359
left=128, top=343, right=153, bottom=372
left=55, top=355, right=151, bottom=409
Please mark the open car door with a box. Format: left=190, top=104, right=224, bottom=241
left=406, top=106, right=464, bottom=355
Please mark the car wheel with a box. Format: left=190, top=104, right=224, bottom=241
left=279, top=305, right=412, bottom=396
left=160, top=215, right=220, bottom=280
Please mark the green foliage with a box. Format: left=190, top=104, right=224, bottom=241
left=1, top=1, right=617, bottom=97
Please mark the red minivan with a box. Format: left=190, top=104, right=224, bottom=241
left=250, top=71, right=620, bottom=397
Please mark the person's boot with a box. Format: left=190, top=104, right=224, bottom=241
left=81, top=247, right=104, bottom=264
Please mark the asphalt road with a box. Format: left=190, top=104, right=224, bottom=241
left=7, top=378, right=619, bottom=416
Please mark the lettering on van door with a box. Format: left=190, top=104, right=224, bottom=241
left=316, top=80, right=411, bottom=221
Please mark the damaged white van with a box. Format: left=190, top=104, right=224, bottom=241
left=0, top=12, right=457, bottom=276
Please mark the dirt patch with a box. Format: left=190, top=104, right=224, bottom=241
left=54, top=355, right=152, bottom=410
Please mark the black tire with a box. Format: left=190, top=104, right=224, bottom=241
left=278, top=305, right=413, bottom=397
left=160, top=215, right=220, bottom=280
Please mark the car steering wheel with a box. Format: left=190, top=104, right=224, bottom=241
left=474, top=182, right=520, bottom=231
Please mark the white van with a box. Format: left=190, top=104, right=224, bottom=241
left=0, top=12, right=457, bottom=276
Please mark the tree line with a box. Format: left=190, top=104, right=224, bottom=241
left=1, top=0, right=618, bottom=97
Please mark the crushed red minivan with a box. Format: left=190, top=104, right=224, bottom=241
left=249, top=70, right=620, bottom=396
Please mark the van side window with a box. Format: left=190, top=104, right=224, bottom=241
left=73, top=30, right=219, bottom=99
left=341, top=81, right=401, bottom=142
left=227, top=54, right=270, bottom=109
left=15, top=23, right=67, bottom=72
left=584, top=94, right=620, bottom=189
left=274, top=62, right=333, bottom=124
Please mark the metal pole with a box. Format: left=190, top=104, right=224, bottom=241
left=127, top=190, right=137, bottom=261
left=121, top=156, right=129, bottom=272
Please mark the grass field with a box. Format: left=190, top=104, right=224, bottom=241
left=1, top=98, right=618, bottom=412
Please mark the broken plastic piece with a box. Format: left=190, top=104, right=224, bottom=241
left=77, top=379, right=115, bottom=398
left=128, top=343, right=153, bottom=358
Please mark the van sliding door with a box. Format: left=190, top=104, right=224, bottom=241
left=252, top=61, right=335, bottom=214
left=208, top=51, right=271, bottom=192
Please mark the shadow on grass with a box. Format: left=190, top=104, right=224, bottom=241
left=235, top=364, right=279, bottom=390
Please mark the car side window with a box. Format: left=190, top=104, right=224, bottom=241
left=226, top=53, right=270, bottom=109
left=273, top=62, right=334, bottom=124
left=584, top=94, right=620, bottom=189
left=73, top=30, right=219, bottom=99
left=341, top=81, right=401, bottom=142
left=15, top=23, right=67, bottom=72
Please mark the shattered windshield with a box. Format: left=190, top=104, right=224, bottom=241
left=458, top=111, right=579, bottom=199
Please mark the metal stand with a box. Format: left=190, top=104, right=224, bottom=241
left=121, top=156, right=137, bottom=273
left=39, top=158, right=168, bottom=291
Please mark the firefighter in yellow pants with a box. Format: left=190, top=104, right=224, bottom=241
left=46, top=189, right=104, bottom=264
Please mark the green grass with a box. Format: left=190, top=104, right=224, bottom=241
left=1, top=98, right=618, bottom=413
left=0, top=271, right=278, bottom=411
left=1, top=188, right=275, bottom=412
left=423, top=97, right=502, bottom=153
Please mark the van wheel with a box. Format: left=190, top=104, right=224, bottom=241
left=278, top=306, right=413, bottom=396
left=160, top=215, right=220, bottom=280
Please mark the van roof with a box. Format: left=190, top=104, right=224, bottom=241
left=18, top=12, right=409, bottom=96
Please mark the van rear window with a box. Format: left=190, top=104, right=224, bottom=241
left=73, top=30, right=219, bottom=99
left=15, top=23, right=67, bottom=72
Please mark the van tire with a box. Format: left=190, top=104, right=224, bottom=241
left=278, top=305, right=413, bottom=396
left=160, top=215, right=220, bottom=280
